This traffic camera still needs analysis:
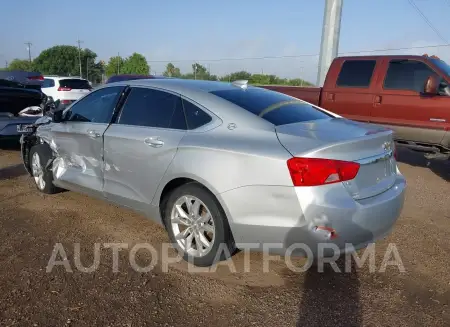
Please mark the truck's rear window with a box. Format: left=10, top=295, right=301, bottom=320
left=59, top=79, right=91, bottom=89
left=210, top=87, right=331, bottom=126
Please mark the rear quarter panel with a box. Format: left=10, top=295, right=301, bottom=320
left=152, top=125, right=294, bottom=206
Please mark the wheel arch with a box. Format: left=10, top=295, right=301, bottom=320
left=155, top=174, right=233, bottom=231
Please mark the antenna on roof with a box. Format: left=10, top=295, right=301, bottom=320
left=231, top=80, right=248, bottom=90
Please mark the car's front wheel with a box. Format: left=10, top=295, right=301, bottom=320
left=164, top=183, right=236, bottom=267
left=29, top=144, right=59, bottom=194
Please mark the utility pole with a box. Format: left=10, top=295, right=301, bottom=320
left=25, top=42, right=32, bottom=63
left=317, top=0, right=343, bottom=86
left=77, top=39, right=83, bottom=77
left=5, top=60, right=8, bottom=69
left=86, top=57, right=89, bottom=80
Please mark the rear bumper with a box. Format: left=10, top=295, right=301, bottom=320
left=219, top=173, right=406, bottom=258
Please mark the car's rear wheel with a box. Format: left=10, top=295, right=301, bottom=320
left=29, top=144, right=59, bottom=194
left=164, top=183, right=236, bottom=267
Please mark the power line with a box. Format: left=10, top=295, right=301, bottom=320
left=147, top=43, right=450, bottom=63
left=25, top=42, right=32, bottom=63
left=407, top=0, right=447, bottom=43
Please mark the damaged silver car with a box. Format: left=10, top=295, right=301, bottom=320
left=20, top=79, right=406, bottom=267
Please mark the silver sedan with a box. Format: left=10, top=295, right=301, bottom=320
left=20, top=79, right=406, bottom=266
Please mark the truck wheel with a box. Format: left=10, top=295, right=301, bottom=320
left=163, top=183, right=236, bottom=267
left=29, top=144, right=59, bottom=194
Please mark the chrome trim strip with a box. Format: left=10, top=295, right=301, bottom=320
left=430, top=118, right=446, bottom=122
left=357, top=150, right=393, bottom=165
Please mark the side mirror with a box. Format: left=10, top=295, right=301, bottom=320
left=423, top=74, right=440, bottom=95
left=46, top=96, right=54, bottom=105
left=46, top=107, right=64, bottom=123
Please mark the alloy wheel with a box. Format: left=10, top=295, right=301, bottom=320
left=170, top=195, right=215, bottom=257
left=31, top=152, right=45, bottom=190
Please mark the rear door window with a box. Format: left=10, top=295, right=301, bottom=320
left=118, top=87, right=187, bottom=129
left=336, top=60, right=377, bottom=88
left=211, top=87, right=331, bottom=126
left=383, top=60, right=434, bottom=92
left=59, top=79, right=91, bottom=90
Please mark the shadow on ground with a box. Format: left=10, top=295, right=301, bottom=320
left=283, top=258, right=361, bottom=327
left=0, top=139, right=21, bottom=150
left=396, top=147, right=450, bottom=181
left=0, top=164, right=27, bottom=181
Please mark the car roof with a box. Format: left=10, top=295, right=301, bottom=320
left=113, top=78, right=246, bottom=93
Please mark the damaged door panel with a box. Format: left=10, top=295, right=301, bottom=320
left=103, top=87, right=187, bottom=216
left=33, top=86, right=126, bottom=196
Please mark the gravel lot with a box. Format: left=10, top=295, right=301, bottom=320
left=0, top=142, right=449, bottom=327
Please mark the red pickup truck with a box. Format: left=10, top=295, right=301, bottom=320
left=262, top=55, right=450, bottom=160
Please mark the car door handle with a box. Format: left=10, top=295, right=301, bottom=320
left=374, top=95, right=382, bottom=105
left=144, top=137, right=164, bottom=147
left=87, top=130, right=101, bottom=138
left=327, top=93, right=335, bottom=101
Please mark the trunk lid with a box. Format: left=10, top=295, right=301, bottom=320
left=276, top=118, right=397, bottom=200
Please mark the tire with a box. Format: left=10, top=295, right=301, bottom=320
left=163, top=182, right=236, bottom=267
left=29, top=144, right=59, bottom=194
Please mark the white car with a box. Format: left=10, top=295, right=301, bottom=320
left=42, top=76, right=92, bottom=105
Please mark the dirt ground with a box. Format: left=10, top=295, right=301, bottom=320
left=0, top=141, right=449, bottom=327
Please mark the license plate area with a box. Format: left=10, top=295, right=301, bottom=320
left=17, top=124, right=34, bottom=133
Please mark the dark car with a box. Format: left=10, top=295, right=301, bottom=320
left=0, top=71, right=47, bottom=139
left=105, top=74, right=168, bottom=84
left=0, top=70, right=44, bottom=91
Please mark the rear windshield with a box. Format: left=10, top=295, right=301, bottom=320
left=59, top=79, right=91, bottom=89
left=210, top=87, right=331, bottom=126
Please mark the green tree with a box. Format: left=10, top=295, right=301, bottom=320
left=163, top=63, right=181, bottom=77
left=182, top=63, right=217, bottom=80
left=121, top=53, right=150, bottom=75
left=105, top=56, right=125, bottom=77
left=220, top=71, right=252, bottom=82
left=287, top=78, right=313, bottom=86
left=7, top=59, right=33, bottom=71
left=33, top=45, right=100, bottom=80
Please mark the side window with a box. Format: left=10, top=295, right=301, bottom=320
left=182, top=100, right=212, bottom=130
left=118, top=88, right=187, bottom=130
left=43, top=78, right=55, bottom=88
left=383, top=60, right=434, bottom=92
left=66, top=86, right=124, bottom=123
left=336, top=60, right=377, bottom=88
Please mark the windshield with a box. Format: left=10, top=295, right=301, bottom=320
left=430, top=58, right=450, bottom=77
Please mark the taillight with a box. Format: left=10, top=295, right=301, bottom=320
left=61, top=100, right=72, bottom=104
left=27, top=75, right=44, bottom=81
left=287, top=157, right=360, bottom=186
left=58, top=87, right=72, bottom=91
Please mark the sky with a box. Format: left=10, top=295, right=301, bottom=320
left=1, top=0, right=450, bottom=84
